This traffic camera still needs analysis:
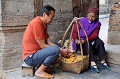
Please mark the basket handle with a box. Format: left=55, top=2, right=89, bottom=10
left=74, top=17, right=89, bottom=70
left=75, top=19, right=84, bottom=57
left=61, top=19, right=74, bottom=47
left=78, top=21, right=89, bottom=56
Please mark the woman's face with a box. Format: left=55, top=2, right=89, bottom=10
left=87, top=12, right=97, bottom=22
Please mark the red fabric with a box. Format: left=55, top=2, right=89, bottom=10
left=88, top=22, right=101, bottom=42
left=72, top=21, right=80, bottom=40
left=22, top=16, right=49, bottom=60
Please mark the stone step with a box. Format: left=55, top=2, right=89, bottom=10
left=105, top=44, right=120, bottom=73
left=105, top=44, right=120, bottom=65
left=109, top=63, right=120, bottom=73
left=0, top=70, right=7, bottom=79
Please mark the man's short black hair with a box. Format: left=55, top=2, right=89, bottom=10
left=39, top=5, right=55, bottom=16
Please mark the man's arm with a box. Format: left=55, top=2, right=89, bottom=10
left=36, top=39, right=50, bottom=48
left=47, top=38, right=56, bottom=46
left=47, top=38, right=73, bottom=56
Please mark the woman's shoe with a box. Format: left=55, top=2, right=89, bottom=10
left=91, top=65, right=99, bottom=73
left=100, top=63, right=110, bottom=69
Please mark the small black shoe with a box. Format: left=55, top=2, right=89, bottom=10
left=91, top=65, right=100, bottom=73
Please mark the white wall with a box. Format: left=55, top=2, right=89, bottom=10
left=100, top=0, right=106, bottom=4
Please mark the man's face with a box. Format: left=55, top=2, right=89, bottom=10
left=44, top=10, right=55, bottom=24
left=87, top=12, right=97, bottom=22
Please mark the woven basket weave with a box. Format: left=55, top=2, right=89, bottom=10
left=60, top=17, right=89, bottom=74
left=60, top=55, right=89, bottom=74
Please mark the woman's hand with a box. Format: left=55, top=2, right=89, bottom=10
left=75, top=39, right=86, bottom=44
left=75, top=39, right=80, bottom=44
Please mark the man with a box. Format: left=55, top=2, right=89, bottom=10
left=22, top=5, right=71, bottom=78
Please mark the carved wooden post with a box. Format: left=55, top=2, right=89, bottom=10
left=72, top=0, right=99, bottom=17
left=34, top=0, right=43, bottom=16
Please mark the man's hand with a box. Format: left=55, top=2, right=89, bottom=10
left=60, top=48, right=74, bottom=58
left=47, top=38, right=56, bottom=46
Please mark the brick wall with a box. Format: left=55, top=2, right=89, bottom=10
left=108, top=2, right=120, bottom=44
left=0, top=0, right=34, bottom=70
left=0, top=26, right=26, bottom=70
left=108, top=0, right=120, bottom=11
left=1, top=0, right=34, bottom=26
left=0, top=0, right=73, bottom=70
left=43, top=0, right=73, bottom=43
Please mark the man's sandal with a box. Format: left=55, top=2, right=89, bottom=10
left=91, top=65, right=99, bottom=73
left=35, top=73, right=54, bottom=78
left=45, top=67, right=54, bottom=73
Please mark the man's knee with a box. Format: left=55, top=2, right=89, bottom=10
left=52, top=45, right=60, bottom=54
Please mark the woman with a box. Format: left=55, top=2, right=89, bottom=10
left=72, top=6, right=109, bottom=73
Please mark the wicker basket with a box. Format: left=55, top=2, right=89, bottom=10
left=60, top=55, right=89, bottom=74
left=60, top=17, right=89, bottom=74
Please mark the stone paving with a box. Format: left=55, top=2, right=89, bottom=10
left=3, top=14, right=120, bottom=79
left=5, top=67, right=120, bottom=79
left=0, top=15, right=120, bottom=79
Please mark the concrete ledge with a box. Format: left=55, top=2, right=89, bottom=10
left=0, top=70, right=7, bottom=79
left=105, top=44, right=120, bottom=66
left=109, top=63, right=120, bottom=73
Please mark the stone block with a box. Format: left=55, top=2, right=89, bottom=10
left=2, top=52, right=22, bottom=70
left=22, top=67, right=34, bottom=77
left=1, top=0, right=34, bottom=26
left=105, top=44, right=120, bottom=65
left=107, top=31, right=120, bottom=44
left=0, top=55, right=3, bottom=70
left=109, top=19, right=119, bottom=26
left=109, top=63, right=120, bottom=73
left=108, top=2, right=120, bottom=44
left=0, top=26, right=25, bottom=70
left=0, top=70, right=7, bottom=79
left=47, top=12, right=72, bottom=42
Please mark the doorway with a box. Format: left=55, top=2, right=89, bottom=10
left=72, top=0, right=99, bottom=17
left=34, top=0, right=43, bottom=17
